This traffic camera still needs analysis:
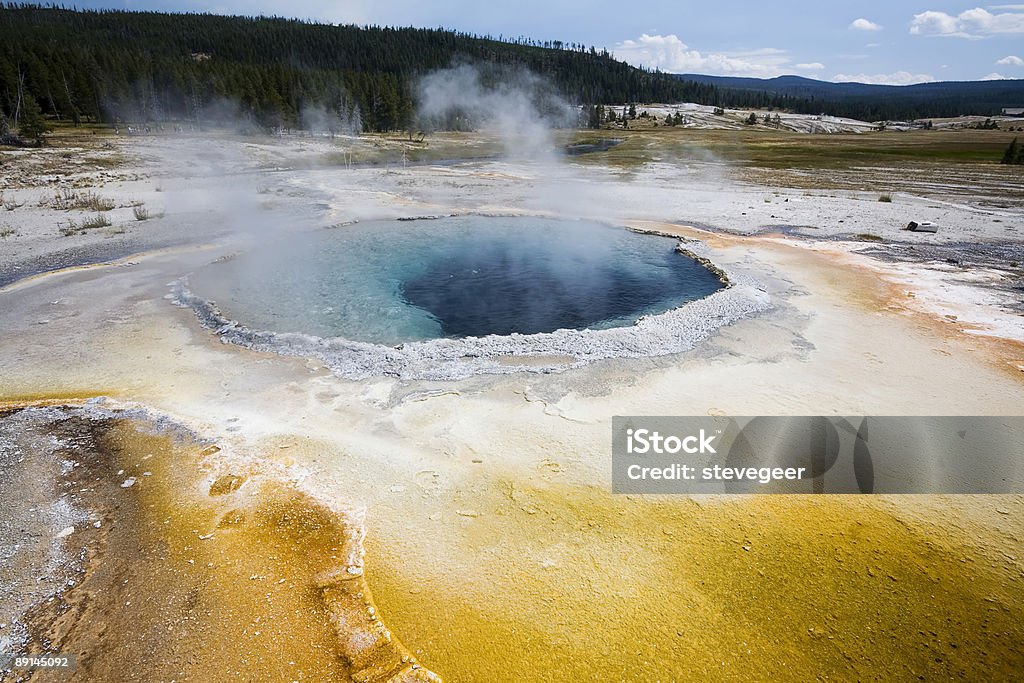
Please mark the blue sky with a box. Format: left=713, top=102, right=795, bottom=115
left=67, top=2, right=1024, bottom=84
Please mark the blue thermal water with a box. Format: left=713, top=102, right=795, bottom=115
left=189, top=217, right=724, bottom=345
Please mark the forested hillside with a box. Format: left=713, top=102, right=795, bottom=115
left=2, top=4, right=1018, bottom=134
left=0, top=4, right=830, bottom=132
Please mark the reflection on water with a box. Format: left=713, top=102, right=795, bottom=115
left=190, top=217, right=723, bottom=345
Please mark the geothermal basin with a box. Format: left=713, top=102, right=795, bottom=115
left=2, top=132, right=1024, bottom=682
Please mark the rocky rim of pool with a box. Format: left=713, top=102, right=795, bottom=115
left=171, top=216, right=772, bottom=380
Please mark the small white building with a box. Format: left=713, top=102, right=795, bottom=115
left=1002, top=107, right=1024, bottom=116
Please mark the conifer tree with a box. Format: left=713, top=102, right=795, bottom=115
left=1002, top=137, right=1021, bottom=165
left=17, top=93, right=48, bottom=145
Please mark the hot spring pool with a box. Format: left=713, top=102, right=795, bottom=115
left=189, top=217, right=725, bottom=346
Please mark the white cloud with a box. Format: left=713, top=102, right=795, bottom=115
left=849, top=18, right=883, bottom=31
left=982, top=72, right=1009, bottom=79
left=613, top=34, right=818, bottom=78
left=795, top=62, right=825, bottom=70
left=910, top=7, right=1024, bottom=38
left=909, top=10, right=973, bottom=37
left=996, top=54, right=1024, bottom=65
left=833, top=71, right=937, bottom=85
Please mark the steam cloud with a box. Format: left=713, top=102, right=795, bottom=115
left=416, top=64, right=574, bottom=164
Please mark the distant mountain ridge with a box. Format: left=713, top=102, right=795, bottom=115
left=677, top=74, right=1024, bottom=118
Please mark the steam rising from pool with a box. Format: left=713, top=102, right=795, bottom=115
left=189, top=217, right=724, bottom=346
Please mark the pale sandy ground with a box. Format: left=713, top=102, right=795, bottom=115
left=1, top=132, right=1023, bottom=681
left=602, top=103, right=1022, bottom=133
left=633, top=103, right=879, bottom=133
